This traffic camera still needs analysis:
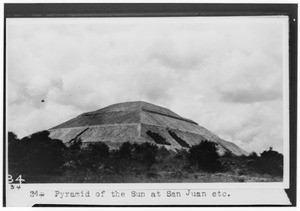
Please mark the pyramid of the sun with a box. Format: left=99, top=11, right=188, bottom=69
left=49, top=101, right=248, bottom=156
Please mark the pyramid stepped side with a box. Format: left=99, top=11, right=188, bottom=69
left=141, top=124, right=183, bottom=148
left=49, top=123, right=243, bottom=155
left=83, top=101, right=182, bottom=119
left=88, top=101, right=143, bottom=113
left=141, top=123, right=208, bottom=147
left=49, top=127, right=88, bottom=143
left=51, top=110, right=141, bottom=129
left=47, top=101, right=248, bottom=156
left=141, top=124, right=230, bottom=155
left=141, top=110, right=201, bottom=133
left=49, top=123, right=143, bottom=148
left=218, top=140, right=248, bottom=156
left=140, top=110, right=248, bottom=156
left=79, top=124, right=141, bottom=144
left=140, top=101, right=183, bottom=118
left=193, top=126, right=249, bottom=156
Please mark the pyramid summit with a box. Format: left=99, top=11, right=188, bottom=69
left=49, top=101, right=248, bottom=156
left=51, top=101, right=197, bottom=129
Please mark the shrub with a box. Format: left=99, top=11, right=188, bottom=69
left=63, top=138, right=83, bottom=169
left=246, top=148, right=283, bottom=176
left=188, top=141, right=222, bottom=172
left=74, top=142, right=110, bottom=170
left=8, top=132, right=26, bottom=171
left=222, top=150, right=235, bottom=158
left=19, top=131, right=67, bottom=175
left=118, top=142, right=134, bottom=159
left=8, top=132, right=20, bottom=161
left=133, top=142, right=159, bottom=168
left=248, top=152, right=259, bottom=160
left=69, top=138, right=82, bottom=151
left=155, top=146, right=172, bottom=162
left=258, top=147, right=283, bottom=176
left=109, top=142, right=159, bottom=173
left=87, top=142, right=110, bottom=165
left=88, top=142, right=110, bottom=160
left=175, top=149, right=189, bottom=164
left=8, top=131, right=18, bottom=142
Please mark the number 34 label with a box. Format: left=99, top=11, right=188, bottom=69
left=8, top=175, right=25, bottom=190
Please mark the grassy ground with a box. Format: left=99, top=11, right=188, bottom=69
left=9, top=132, right=284, bottom=184
left=16, top=167, right=282, bottom=183
left=9, top=141, right=283, bottom=183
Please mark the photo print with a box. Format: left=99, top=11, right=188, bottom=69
left=4, top=3, right=297, bottom=207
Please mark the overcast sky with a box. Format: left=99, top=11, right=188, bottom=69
left=6, top=17, right=288, bottom=153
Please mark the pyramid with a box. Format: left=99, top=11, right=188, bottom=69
left=48, top=101, right=248, bottom=156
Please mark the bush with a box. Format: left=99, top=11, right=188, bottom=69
left=175, top=148, right=189, bottom=160
left=133, top=142, right=159, bottom=168
left=8, top=132, right=27, bottom=172
left=86, top=142, right=110, bottom=165
left=8, top=132, right=21, bottom=163
left=248, top=152, right=259, bottom=160
left=69, top=138, right=82, bottom=151
left=15, top=131, right=67, bottom=175
left=222, top=150, right=235, bottom=158
left=188, top=141, right=222, bottom=172
left=68, top=141, right=110, bottom=170
left=63, top=138, right=83, bottom=169
left=258, top=147, right=283, bottom=176
left=155, top=146, right=172, bottom=163
left=245, top=148, right=283, bottom=176
left=109, top=142, right=160, bottom=173
left=118, top=142, right=134, bottom=159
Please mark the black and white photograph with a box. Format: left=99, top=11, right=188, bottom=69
left=3, top=3, right=297, bottom=207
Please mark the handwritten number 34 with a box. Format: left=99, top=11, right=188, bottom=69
left=8, top=175, right=25, bottom=184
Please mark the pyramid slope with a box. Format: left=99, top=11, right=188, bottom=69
left=87, top=101, right=181, bottom=118
left=51, top=110, right=140, bottom=129
left=51, top=101, right=197, bottom=129
left=48, top=101, right=248, bottom=156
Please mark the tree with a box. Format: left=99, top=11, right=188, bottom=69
left=73, top=142, right=110, bottom=170
left=188, top=141, right=221, bottom=172
left=133, top=142, right=158, bottom=168
left=88, top=142, right=110, bottom=162
left=8, top=131, right=18, bottom=142
left=258, top=147, right=283, bottom=176
left=118, top=142, right=134, bottom=160
left=222, top=150, right=235, bottom=158
left=8, top=131, right=25, bottom=172
left=13, top=131, right=67, bottom=175
left=248, top=152, right=259, bottom=160
left=69, top=138, right=82, bottom=151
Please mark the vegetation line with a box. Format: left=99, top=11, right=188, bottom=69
left=8, top=130, right=283, bottom=183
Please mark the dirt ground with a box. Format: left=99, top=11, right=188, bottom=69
left=20, top=169, right=282, bottom=183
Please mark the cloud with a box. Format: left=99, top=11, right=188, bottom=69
left=213, top=51, right=283, bottom=103
left=6, top=18, right=286, bottom=153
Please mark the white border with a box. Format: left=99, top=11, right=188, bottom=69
left=3, top=11, right=293, bottom=207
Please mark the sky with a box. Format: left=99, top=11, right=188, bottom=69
left=6, top=17, right=288, bottom=153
